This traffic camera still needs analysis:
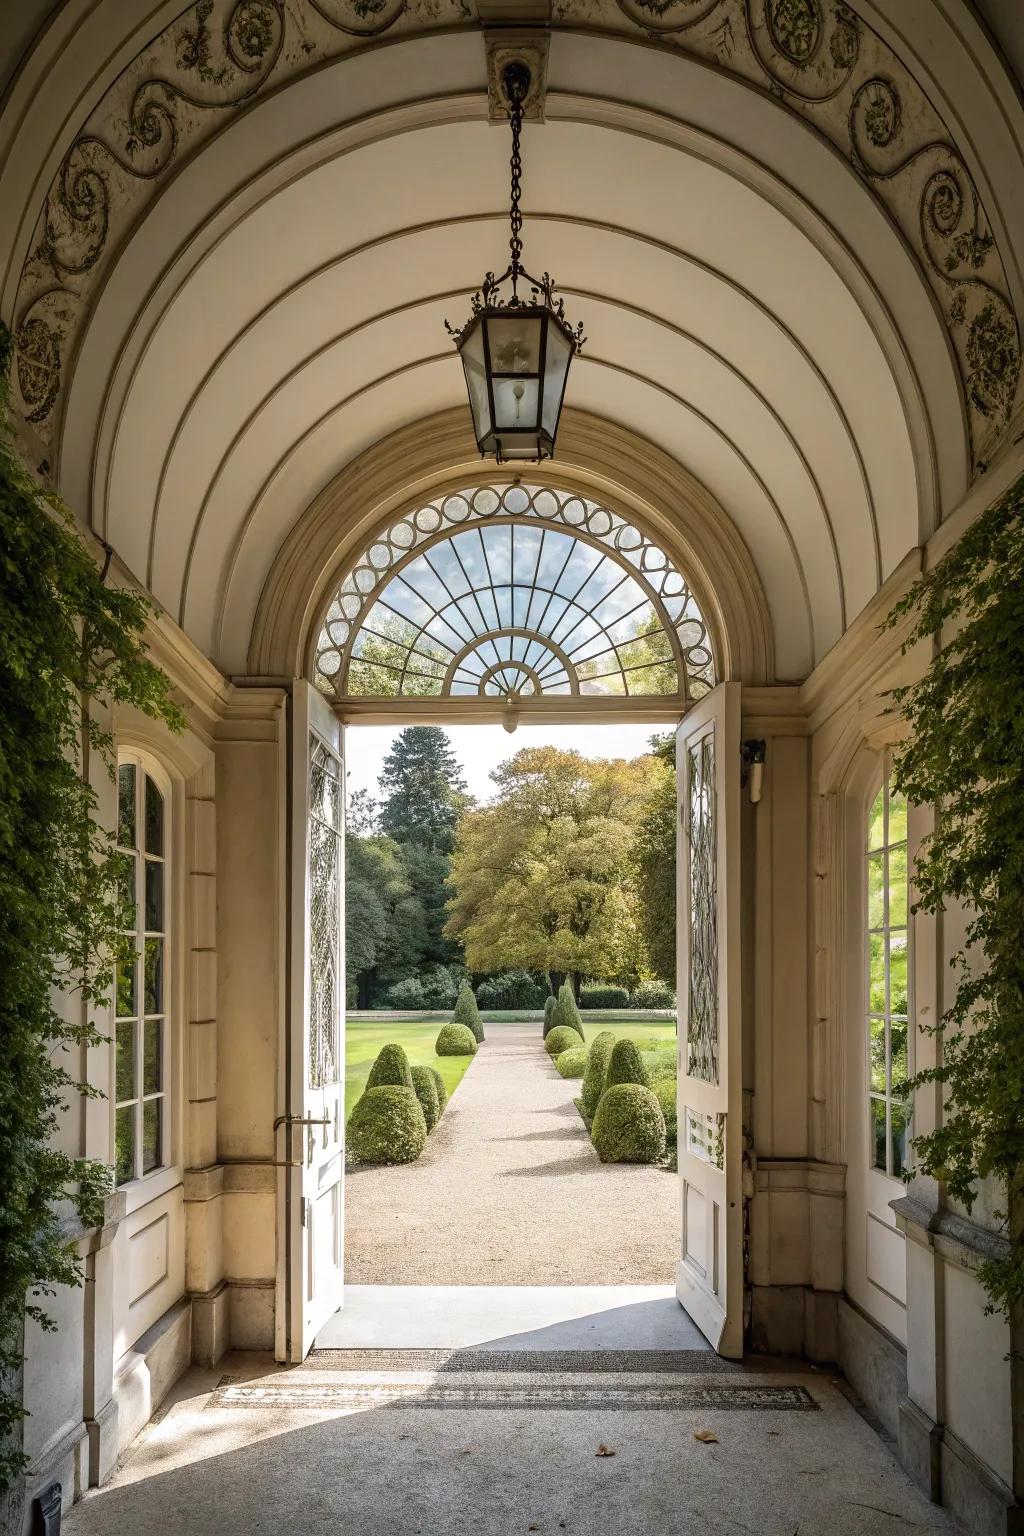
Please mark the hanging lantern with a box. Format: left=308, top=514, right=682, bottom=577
left=446, top=61, right=585, bottom=463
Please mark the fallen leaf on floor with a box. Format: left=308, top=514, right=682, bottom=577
left=693, top=1428, right=719, bottom=1444
left=766, top=1430, right=781, bottom=1437
left=595, top=1444, right=616, bottom=1457
left=457, top=1449, right=472, bottom=1456
left=527, top=1525, right=539, bottom=1531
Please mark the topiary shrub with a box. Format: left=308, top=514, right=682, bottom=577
left=452, top=981, right=484, bottom=1043
left=543, top=995, right=557, bottom=1036
left=476, top=970, right=548, bottom=1010
left=632, top=979, right=676, bottom=1010
left=605, top=1037, right=651, bottom=1090
left=366, top=1042, right=414, bottom=1090
left=547, top=981, right=585, bottom=1041
left=348, top=1086, right=427, bottom=1165
left=555, top=1045, right=588, bottom=1079
left=410, top=1065, right=441, bottom=1131
left=581, top=1031, right=616, bottom=1119
left=545, top=1024, right=582, bottom=1058
left=435, top=1022, right=477, bottom=1056
left=580, top=983, right=630, bottom=1009
left=653, top=1077, right=677, bottom=1146
left=592, top=1084, right=666, bottom=1164
left=430, top=1067, right=448, bottom=1116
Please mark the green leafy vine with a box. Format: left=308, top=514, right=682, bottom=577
left=0, top=326, right=182, bottom=1489
left=886, top=470, right=1024, bottom=1316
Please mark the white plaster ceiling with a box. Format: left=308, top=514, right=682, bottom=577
left=6, top=11, right=1021, bottom=683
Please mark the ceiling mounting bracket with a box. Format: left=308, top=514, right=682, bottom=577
left=483, top=27, right=550, bottom=123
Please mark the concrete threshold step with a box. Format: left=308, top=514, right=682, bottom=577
left=307, top=1347, right=735, bottom=1375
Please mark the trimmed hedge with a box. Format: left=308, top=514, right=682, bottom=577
left=348, top=1085, right=427, bottom=1165
left=580, top=983, right=630, bottom=1009
left=581, top=1031, right=616, bottom=1119
left=452, top=981, right=485, bottom=1043
left=555, top=1045, right=588, bottom=1079
left=410, top=1065, right=441, bottom=1131
left=592, top=1084, right=666, bottom=1164
left=542, top=994, right=557, bottom=1036
left=430, top=1067, right=448, bottom=1116
left=606, top=1038, right=651, bottom=1090
left=632, top=979, right=675, bottom=1009
left=476, top=970, right=548, bottom=1009
left=545, top=1025, right=582, bottom=1058
left=653, top=1077, right=677, bottom=1146
left=366, top=1042, right=414, bottom=1091
left=435, top=1022, right=478, bottom=1057
left=550, top=981, right=585, bottom=1041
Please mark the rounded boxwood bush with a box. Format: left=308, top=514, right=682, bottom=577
left=435, top=1022, right=477, bottom=1057
left=366, top=1042, right=414, bottom=1091
left=605, top=1037, right=651, bottom=1090
left=545, top=1024, right=581, bottom=1058
left=452, top=981, right=485, bottom=1043
left=556, top=981, right=586, bottom=1041
left=348, top=1086, right=427, bottom=1165
left=430, top=1067, right=448, bottom=1116
left=580, top=983, right=630, bottom=1009
left=581, top=1031, right=616, bottom=1119
left=653, top=1077, right=677, bottom=1146
left=592, top=1083, right=666, bottom=1164
left=555, top=1045, right=588, bottom=1079
left=410, top=1065, right=441, bottom=1131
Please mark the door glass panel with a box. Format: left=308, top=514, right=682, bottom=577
left=145, top=859, right=164, bottom=932
left=144, top=938, right=163, bottom=1014
left=309, top=738, right=342, bottom=1088
left=145, top=775, right=164, bottom=856
left=115, top=1105, right=136, bottom=1185
left=868, top=1018, right=886, bottom=1092
left=118, top=764, right=136, bottom=847
left=143, top=1019, right=162, bottom=1095
left=866, top=852, right=885, bottom=929
left=866, top=785, right=886, bottom=851
left=870, top=1098, right=887, bottom=1172
left=115, top=942, right=137, bottom=1018
left=867, top=933, right=886, bottom=1013
left=117, top=853, right=136, bottom=928
left=115, top=1021, right=136, bottom=1103
left=888, top=844, right=908, bottom=926
left=890, top=1103, right=910, bottom=1177
left=686, top=731, right=718, bottom=1085
left=142, top=1099, right=162, bottom=1175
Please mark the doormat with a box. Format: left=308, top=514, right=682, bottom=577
left=207, top=1380, right=818, bottom=1413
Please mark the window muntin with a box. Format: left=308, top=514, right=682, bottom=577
left=866, top=769, right=910, bottom=1179
left=114, top=757, right=168, bottom=1186
left=314, top=484, right=715, bottom=704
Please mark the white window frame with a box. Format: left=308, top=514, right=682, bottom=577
left=113, top=750, right=175, bottom=1203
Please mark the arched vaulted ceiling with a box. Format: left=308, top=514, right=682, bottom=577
left=1, top=0, right=1022, bottom=683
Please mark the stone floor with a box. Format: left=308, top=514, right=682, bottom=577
left=65, top=1345, right=957, bottom=1536
left=345, top=1021, right=680, bottom=1285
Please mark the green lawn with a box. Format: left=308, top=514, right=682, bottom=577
left=345, top=1018, right=477, bottom=1118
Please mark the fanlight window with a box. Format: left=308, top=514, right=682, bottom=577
left=314, top=485, right=715, bottom=703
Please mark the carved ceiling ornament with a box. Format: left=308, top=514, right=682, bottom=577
left=10, top=0, right=1021, bottom=478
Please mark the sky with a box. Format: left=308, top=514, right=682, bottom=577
left=344, top=721, right=663, bottom=807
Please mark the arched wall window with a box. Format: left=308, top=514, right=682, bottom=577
left=865, top=766, right=910, bottom=1179
left=114, top=753, right=171, bottom=1186
left=313, top=483, right=716, bottom=706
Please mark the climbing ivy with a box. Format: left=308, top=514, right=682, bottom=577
left=0, top=328, right=182, bottom=1488
left=886, top=470, right=1024, bottom=1317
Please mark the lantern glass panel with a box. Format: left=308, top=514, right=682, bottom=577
left=459, top=322, right=491, bottom=443
left=541, top=322, right=573, bottom=437
left=492, top=376, right=540, bottom=432
left=485, top=315, right=541, bottom=374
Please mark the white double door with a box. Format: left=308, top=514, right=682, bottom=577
left=275, top=681, right=345, bottom=1363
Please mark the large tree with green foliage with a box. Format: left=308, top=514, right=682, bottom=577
left=886, top=471, right=1024, bottom=1319
left=0, top=332, right=181, bottom=1486
left=379, top=726, right=469, bottom=854
left=445, top=746, right=658, bottom=990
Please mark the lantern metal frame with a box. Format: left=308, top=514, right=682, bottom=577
left=445, top=60, right=585, bottom=463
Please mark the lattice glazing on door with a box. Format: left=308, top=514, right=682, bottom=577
left=686, top=730, right=718, bottom=1085
left=309, top=736, right=342, bottom=1088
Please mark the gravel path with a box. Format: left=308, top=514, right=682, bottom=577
left=345, top=1022, right=679, bottom=1284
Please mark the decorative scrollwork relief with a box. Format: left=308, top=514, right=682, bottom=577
left=555, top=0, right=1020, bottom=472
left=9, top=0, right=1021, bottom=476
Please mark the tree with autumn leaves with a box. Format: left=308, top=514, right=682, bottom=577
left=445, top=745, right=672, bottom=995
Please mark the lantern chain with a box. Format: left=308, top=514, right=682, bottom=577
left=503, top=62, right=531, bottom=298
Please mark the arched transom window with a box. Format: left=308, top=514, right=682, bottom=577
left=314, top=484, right=715, bottom=704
